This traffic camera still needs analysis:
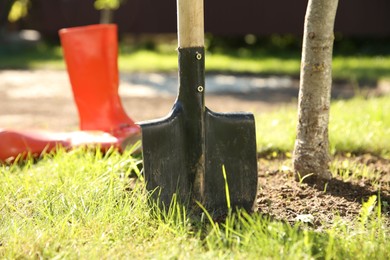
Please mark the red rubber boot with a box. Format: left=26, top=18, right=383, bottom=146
left=0, top=24, right=140, bottom=163
left=0, top=129, right=70, bottom=162
left=0, top=128, right=123, bottom=163
left=59, top=24, right=140, bottom=139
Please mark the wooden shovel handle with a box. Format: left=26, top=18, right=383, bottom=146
left=177, top=0, right=204, bottom=48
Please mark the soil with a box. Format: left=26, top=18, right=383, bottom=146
left=1, top=69, right=389, bottom=229
left=257, top=155, right=390, bottom=230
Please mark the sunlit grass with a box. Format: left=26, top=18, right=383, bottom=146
left=333, top=55, right=390, bottom=81
left=0, top=41, right=389, bottom=258
left=0, top=96, right=389, bottom=258
left=118, top=50, right=390, bottom=82
left=329, top=96, right=390, bottom=156
left=118, top=50, right=177, bottom=72
left=0, top=43, right=64, bottom=69
left=1, top=147, right=389, bottom=259
left=255, top=105, right=297, bottom=155
left=255, top=95, right=390, bottom=158
left=205, top=52, right=300, bottom=75
left=1, top=43, right=389, bottom=81
left=330, top=158, right=385, bottom=188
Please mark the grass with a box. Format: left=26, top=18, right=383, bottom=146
left=1, top=147, right=389, bottom=259
left=119, top=50, right=390, bottom=82
left=1, top=96, right=389, bottom=259
left=0, top=43, right=64, bottom=70
left=333, top=55, right=390, bottom=82
left=0, top=41, right=389, bottom=82
left=0, top=153, right=390, bottom=259
left=256, top=95, right=390, bottom=158
left=1, top=34, right=389, bottom=257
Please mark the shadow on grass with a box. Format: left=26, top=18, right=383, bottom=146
left=0, top=42, right=63, bottom=69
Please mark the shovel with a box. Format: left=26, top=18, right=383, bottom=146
left=140, top=0, right=258, bottom=214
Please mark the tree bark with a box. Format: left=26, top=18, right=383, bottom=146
left=100, top=8, right=113, bottom=24
left=293, top=0, right=339, bottom=182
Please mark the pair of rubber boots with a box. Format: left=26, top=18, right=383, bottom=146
left=0, top=24, right=141, bottom=162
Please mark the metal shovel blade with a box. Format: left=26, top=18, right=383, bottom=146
left=140, top=47, right=258, bottom=214
left=141, top=104, right=193, bottom=206
left=203, top=109, right=258, bottom=213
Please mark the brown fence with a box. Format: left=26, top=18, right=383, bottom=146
left=23, top=0, right=390, bottom=37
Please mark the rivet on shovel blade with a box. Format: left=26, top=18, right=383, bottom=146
left=197, top=86, right=204, bottom=92
left=196, top=52, right=202, bottom=60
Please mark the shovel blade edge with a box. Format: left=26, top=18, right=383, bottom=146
left=204, top=109, right=258, bottom=214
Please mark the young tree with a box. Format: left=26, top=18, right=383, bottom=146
left=4, top=0, right=28, bottom=23
left=293, top=0, right=339, bottom=182
left=5, top=1, right=124, bottom=25
left=94, top=0, right=125, bottom=24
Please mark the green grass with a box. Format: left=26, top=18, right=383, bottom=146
left=256, top=95, right=390, bottom=158
left=329, top=97, right=390, bottom=156
left=1, top=42, right=389, bottom=82
left=1, top=96, right=389, bottom=258
left=119, top=50, right=390, bottom=82
left=333, top=55, right=390, bottom=81
left=0, top=43, right=64, bottom=69
left=1, top=147, right=389, bottom=259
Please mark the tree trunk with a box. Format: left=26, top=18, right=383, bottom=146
left=100, top=8, right=113, bottom=24
left=293, top=0, right=339, bottom=182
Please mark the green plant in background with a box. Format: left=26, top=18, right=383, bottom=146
left=6, top=0, right=125, bottom=24
left=7, top=0, right=29, bottom=22
left=94, top=0, right=125, bottom=24
left=94, top=0, right=124, bottom=10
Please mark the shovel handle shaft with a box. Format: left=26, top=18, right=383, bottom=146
left=177, top=0, right=204, bottom=48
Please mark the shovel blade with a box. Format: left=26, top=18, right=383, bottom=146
left=141, top=104, right=258, bottom=214
left=204, top=109, right=258, bottom=214
left=141, top=105, right=192, bottom=207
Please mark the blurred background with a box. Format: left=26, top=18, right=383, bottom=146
left=2, top=0, right=390, bottom=37
left=1, top=0, right=389, bottom=83
left=0, top=0, right=389, bottom=152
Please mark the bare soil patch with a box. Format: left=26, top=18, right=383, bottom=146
left=257, top=155, right=390, bottom=229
